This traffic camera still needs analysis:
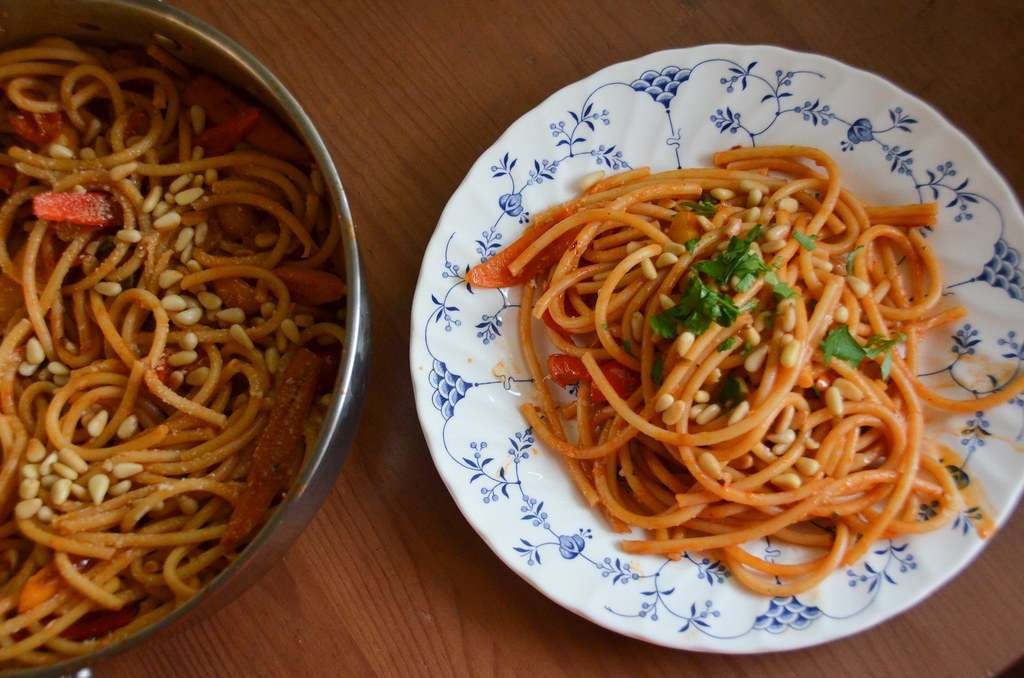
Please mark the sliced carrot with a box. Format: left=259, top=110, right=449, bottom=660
left=212, top=278, right=262, bottom=314
left=195, top=107, right=260, bottom=156
left=183, top=75, right=310, bottom=164
left=8, top=111, right=62, bottom=146
left=33, top=192, right=118, bottom=228
left=222, top=348, right=321, bottom=549
left=273, top=266, right=345, bottom=306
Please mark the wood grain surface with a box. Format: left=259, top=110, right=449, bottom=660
left=102, top=1, right=1024, bottom=676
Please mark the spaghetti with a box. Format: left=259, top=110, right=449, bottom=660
left=0, top=37, right=345, bottom=665
left=467, top=145, right=1023, bottom=596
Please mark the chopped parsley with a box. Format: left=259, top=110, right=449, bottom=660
left=765, top=270, right=797, bottom=299
left=622, top=339, right=633, bottom=355
left=694, top=224, right=768, bottom=292
left=684, top=237, right=700, bottom=255
left=821, top=325, right=906, bottom=379
left=718, top=375, right=745, bottom=408
left=651, top=355, right=664, bottom=384
left=846, top=245, right=864, bottom=275
left=718, top=337, right=737, bottom=352
left=681, top=197, right=717, bottom=218
left=649, top=274, right=749, bottom=339
left=793, top=231, right=817, bottom=250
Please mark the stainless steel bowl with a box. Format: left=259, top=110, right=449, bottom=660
left=0, top=0, right=370, bottom=673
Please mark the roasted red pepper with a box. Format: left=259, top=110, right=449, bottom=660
left=62, top=605, right=138, bottom=641
left=8, top=111, right=63, bottom=146
left=33, top=192, right=118, bottom=228
left=212, top=277, right=262, bottom=314
left=0, top=166, right=16, bottom=194
left=273, top=266, right=346, bottom=306
left=547, top=354, right=638, bottom=402
left=194, top=106, right=260, bottom=155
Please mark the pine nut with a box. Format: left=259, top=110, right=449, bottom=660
left=174, top=187, right=204, bottom=206
left=14, top=498, right=42, bottom=519
left=744, top=344, right=769, bottom=372
left=40, top=453, right=56, bottom=475
left=109, top=479, right=132, bottom=496
left=846, top=275, right=870, bottom=298
left=214, top=307, right=244, bottom=325
left=794, top=457, right=821, bottom=476
left=180, top=332, right=199, bottom=350
left=51, top=478, right=72, bottom=504
left=186, top=366, right=210, bottom=386
left=625, top=241, right=642, bottom=254
left=142, top=186, right=163, bottom=213
left=25, top=338, right=45, bottom=365
left=191, top=146, right=205, bottom=162
left=834, top=305, right=850, bottom=323
left=281, top=318, right=301, bottom=343
left=709, top=187, right=734, bottom=201
left=47, top=361, right=69, bottom=376
left=689, top=403, right=706, bottom=420
left=695, top=403, right=721, bottom=425
left=778, top=197, right=799, bottom=213
left=25, top=439, right=46, bottom=463
left=803, top=433, right=821, bottom=450
left=751, top=442, right=775, bottom=463
left=70, top=482, right=87, bottom=500
left=723, top=216, right=742, bottom=237
left=169, top=174, right=192, bottom=193
left=168, top=350, right=198, bottom=367
left=627, top=311, right=643, bottom=342
left=178, top=495, right=199, bottom=515
left=153, top=211, right=181, bottom=231
left=694, top=389, right=710, bottom=403
left=53, top=374, right=68, bottom=386
left=230, top=324, right=255, bottom=350
left=825, top=386, right=844, bottom=416
left=59, top=447, right=89, bottom=474
left=697, top=451, right=722, bottom=479
left=174, top=227, right=194, bottom=252
left=116, top=228, right=142, bottom=243
left=674, top=331, right=695, bottom=357
left=742, top=207, right=761, bottom=223
left=189, top=105, right=206, bottom=134
left=728, top=400, right=750, bottom=425
left=655, top=252, right=678, bottom=268
left=774, top=405, right=795, bottom=435
left=186, top=259, right=202, bottom=272
left=113, top=462, right=143, bottom=479
left=94, top=281, right=122, bottom=296
left=708, top=367, right=722, bottom=384
left=833, top=378, right=864, bottom=401
left=664, top=242, right=686, bottom=256
left=761, top=239, right=786, bottom=253
left=771, top=472, right=802, bottom=490
left=696, top=215, right=715, bottom=232
left=658, top=293, right=674, bottom=310
left=52, top=463, right=78, bottom=480
left=780, top=303, right=797, bottom=332
left=161, top=294, right=187, bottom=312
left=780, top=339, right=801, bottom=368
left=746, top=188, right=763, bottom=208
left=811, top=257, right=833, bottom=272
left=765, top=224, right=789, bottom=241
left=173, top=307, right=203, bottom=326
left=254, top=231, right=278, bottom=249
left=662, top=400, right=686, bottom=426
left=260, top=302, right=276, bottom=319
left=654, top=393, right=675, bottom=412
left=197, top=291, right=222, bottom=310
left=88, top=474, right=110, bottom=505
left=264, top=347, right=280, bottom=373
left=19, top=478, right=39, bottom=500
left=110, top=161, right=138, bottom=181
left=158, top=269, right=183, bottom=289
left=116, top=414, right=139, bottom=440
left=48, top=143, right=75, bottom=159
left=17, top=361, right=38, bottom=377
left=640, top=257, right=657, bottom=280
left=152, top=200, right=171, bottom=218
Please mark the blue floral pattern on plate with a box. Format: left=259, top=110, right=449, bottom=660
left=410, top=45, right=1024, bottom=652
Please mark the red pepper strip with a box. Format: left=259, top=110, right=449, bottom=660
left=212, top=278, right=262, bottom=314
left=465, top=205, right=582, bottom=289
left=547, top=354, right=638, bottom=403
left=17, top=558, right=91, bottom=614
left=542, top=309, right=573, bottom=341
left=62, top=605, right=139, bottom=641
left=33, top=192, right=118, bottom=228
left=195, top=107, right=260, bottom=156
left=222, top=348, right=321, bottom=549
left=183, top=75, right=311, bottom=163
left=272, top=266, right=346, bottom=306
left=8, top=111, right=63, bottom=145
left=0, top=166, right=16, bottom=194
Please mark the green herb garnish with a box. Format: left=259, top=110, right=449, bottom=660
left=765, top=270, right=797, bottom=299
left=718, top=375, right=745, bottom=408
left=684, top=237, right=700, bottom=255
left=694, top=224, right=768, bottom=292
left=821, top=325, right=906, bottom=379
left=622, top=339, right=633, bottom=355
left=718, top=337, right=737, bottom=352
left=651, top=356, right=664, bottom=384
left=649, top=274, right=746, bottom=339
left=846, top=245, right=864, bottom=275
left=793, top=231, right=817, bottom=250
left=682, top=197, right=718, bottom=218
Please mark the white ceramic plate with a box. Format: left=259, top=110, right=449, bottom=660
left=410, top=45, right=1024, bottom=652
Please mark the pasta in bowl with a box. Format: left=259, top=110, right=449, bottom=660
left=0, top=21, right=365, bottom=670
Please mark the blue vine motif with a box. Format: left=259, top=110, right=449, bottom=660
left=419, top=50, right=1024, bottom=647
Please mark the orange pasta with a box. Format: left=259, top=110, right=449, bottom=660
left=0, top=37, right=345, bottom=666
left=469, top=145, right=1022, bottom=598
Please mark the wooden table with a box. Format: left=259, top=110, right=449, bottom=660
left=104, top=1, right=1024, bottom=675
